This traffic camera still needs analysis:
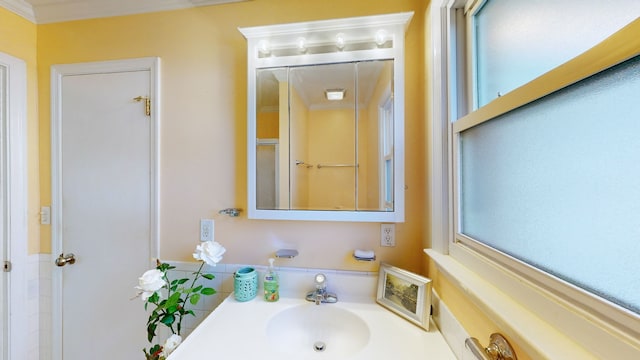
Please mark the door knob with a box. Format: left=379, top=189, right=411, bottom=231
left=55, top=253, right=76, bottom=267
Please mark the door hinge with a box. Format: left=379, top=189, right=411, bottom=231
left=133, top=96, right=151, bottom=116
left=3, top=261, right=11, bottom=272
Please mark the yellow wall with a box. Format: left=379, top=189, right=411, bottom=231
left=35, top=0, right=428, bottom=272
left=0, top=0, right=534, bottom=356
left=256, top=111, right=278, bottom=139
left=290, top=85, right=309, bottom=209
left=307, top=108, right=355, bottom=210
left=0, top=7, right=40, bottom=254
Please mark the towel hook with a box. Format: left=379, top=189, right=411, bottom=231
left=219, top=208, right=242, bottom=217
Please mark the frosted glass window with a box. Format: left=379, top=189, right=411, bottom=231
left=460, top=55, right=640, bottom=314
left=474, top=0, right=640, bottom=107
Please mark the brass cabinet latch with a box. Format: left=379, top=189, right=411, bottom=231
left=133, top=96, right=151, bottom=116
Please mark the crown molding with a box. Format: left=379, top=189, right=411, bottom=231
left=0, top=0, right=36, bottom=23
left=1, top=0, right=247, bottom=24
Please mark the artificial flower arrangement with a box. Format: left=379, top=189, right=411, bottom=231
left=135, top=241, right=226, bottom=360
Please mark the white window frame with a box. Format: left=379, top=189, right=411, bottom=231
left=379, top=89, right=394, bottom=211
left=427, top=1, right=640, bottom=358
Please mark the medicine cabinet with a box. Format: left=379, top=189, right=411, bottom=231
left=239, top=12, right=412, bottom=222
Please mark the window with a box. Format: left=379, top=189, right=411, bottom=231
left=459, top=55, right=640, bottom=314
left=429, top=0, right=640, bottom=356
left=471, top=0, right=640, bottom=108
left=380, top=94, right=393, bottom=210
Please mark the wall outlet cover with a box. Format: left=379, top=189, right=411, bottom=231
left=200, top=219, right=214, bottom=242
left=380, top=223, right=395, bottom=247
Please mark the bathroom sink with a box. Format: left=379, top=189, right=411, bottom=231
left=265, top=304, right=370, bottom=357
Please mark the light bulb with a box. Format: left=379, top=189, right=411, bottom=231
left=375, top=29, right=388, bottom=47
left=335, top=33, right=345, bottom=50
left=257, top=40, right=270, bottom=56
left=296, top=37, right=307, bottom=53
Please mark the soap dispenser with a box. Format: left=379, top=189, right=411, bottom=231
left=263, top=258, right=279, bottom=302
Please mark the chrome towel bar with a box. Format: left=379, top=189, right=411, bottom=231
left=317, top=163, right=359, bottom=168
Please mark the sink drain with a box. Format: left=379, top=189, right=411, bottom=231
left=313, top=341, right=326, bottom=352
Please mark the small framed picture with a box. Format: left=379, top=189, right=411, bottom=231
left=376, top=263, right=432, bottom=330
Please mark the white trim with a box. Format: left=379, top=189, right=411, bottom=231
left=0, top=0, right=35, bottom=23
left=431, top=289, right=476, bottom=360
left=0, top=51, right=29, bottom=360
left=50, top=57, right=160, bottom=360
left=239, top=12, right=414, bottom=42
left=427, top=1, right=451, bottom=253
left=0, top=0, right=247, bottom=24
left=378, top=89, right=393, bottom=211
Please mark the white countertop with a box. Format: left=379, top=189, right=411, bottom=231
left=168, top=295, right=457, bottom=360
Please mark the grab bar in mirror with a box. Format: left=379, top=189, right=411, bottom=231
left=317, top=163, right=359, bottom=169
left=295, top=160, right=313, bottom=168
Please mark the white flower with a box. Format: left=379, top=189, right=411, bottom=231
left=135, top=269, right=166, bottom=301
left=193, top=241, right=226, bottom=266
left=162, top=334, right=182, bottom=357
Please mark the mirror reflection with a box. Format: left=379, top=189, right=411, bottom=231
left=256, top=60, right=394, bottom=212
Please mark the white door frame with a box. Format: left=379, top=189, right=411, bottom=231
left=0, top=51, right=29, bottom=360
left=50, top=57, right=160, bottom=360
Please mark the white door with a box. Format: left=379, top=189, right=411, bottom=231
left=0, top=57, right=7, bottom=360
left=0, top=51, right=28, bottom=360
left=51, top=58, right=159, bottom=360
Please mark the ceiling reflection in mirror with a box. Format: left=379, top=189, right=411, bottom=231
left=256, top=60, right=394, bottom=212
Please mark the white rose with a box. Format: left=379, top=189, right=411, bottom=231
left=162, top=334, right=182, bottom=357
left=135, top=269, right=166, bottom=301
left=193, top=241, right=226, bottom=266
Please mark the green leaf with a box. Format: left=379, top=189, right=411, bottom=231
left=177, top=278, right=189, bottom=285
left=147, top=323, right=157, bottom=342
left=148, top=292, right=159, bottom=303
left=165, top=292, right=181, bottom=308
left=160, top=313, right=175, bottom=326
left=190, top=293, right=201, bottom=305
left=201, top=273, right=215, bottom=280
left=147, top=311, right=160, bottom=323
left=200, top=287, right=216, bottom=295
left=192, top=285, right=203, bottom=293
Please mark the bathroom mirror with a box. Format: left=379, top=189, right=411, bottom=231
left=240, top=12, right=412, bottom=222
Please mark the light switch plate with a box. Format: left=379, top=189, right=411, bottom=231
left=41, top=206, right=51, bottom=225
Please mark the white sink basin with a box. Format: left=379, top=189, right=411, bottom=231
left=266, top=304, right=370, bottom=357
left=168, top=297, right=457, bottom=360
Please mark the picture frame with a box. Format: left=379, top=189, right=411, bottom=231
left=376, top=263, right=432, bottom=330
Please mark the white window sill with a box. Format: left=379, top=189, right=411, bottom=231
left=425, top=248, right=601, bottom=360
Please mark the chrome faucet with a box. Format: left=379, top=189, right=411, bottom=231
left=305, top=273, right=338, bottom=305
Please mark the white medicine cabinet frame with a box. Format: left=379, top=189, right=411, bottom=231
left=240, top=12, right=413, bottom=222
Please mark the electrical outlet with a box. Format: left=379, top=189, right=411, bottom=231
left=200, top=219, right=214, bottom=242
left=380, top=223, right=395, bottom=247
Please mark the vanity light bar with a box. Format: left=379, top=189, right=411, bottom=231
left=240, top=12, right=413, bottom=60
left=255, top=38, right=392, bottom=58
